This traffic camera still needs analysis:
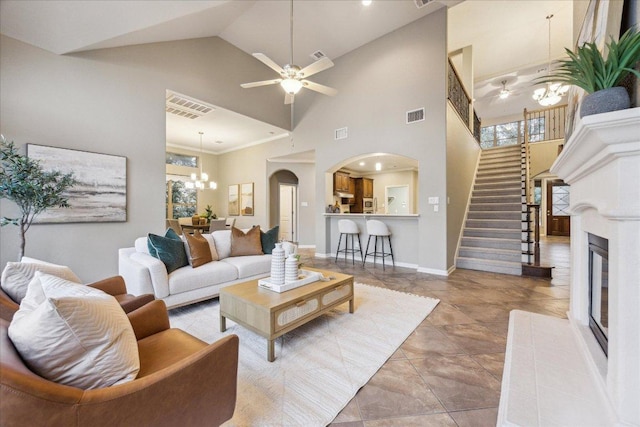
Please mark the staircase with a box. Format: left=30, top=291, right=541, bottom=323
left=457, top=145, right=523, bottom=275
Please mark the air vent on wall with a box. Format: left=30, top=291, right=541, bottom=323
left=406, top=108, right=425, bottom=124
left=310, top=50, right=327, bottom=61
left=335, top=127, right=348, bottom=140
left=166, top=92, right=214, bottom=119
left=414, top=0, right=434, bottom=8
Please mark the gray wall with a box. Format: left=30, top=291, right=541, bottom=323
left=291, top=9, right=450, bottom=272
left=0, top=35, right=288, bottom=281
left=446, top=104, right=481, bottom=268
left=1, top=7, right=475, bottom=278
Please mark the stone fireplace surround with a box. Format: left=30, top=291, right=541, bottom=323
left=498, top=108, right=640, bottom=426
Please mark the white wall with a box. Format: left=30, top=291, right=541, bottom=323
left=0, top=35, right=288, bottom=281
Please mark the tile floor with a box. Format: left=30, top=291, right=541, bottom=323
left=298, top=236, right=571, bottom=427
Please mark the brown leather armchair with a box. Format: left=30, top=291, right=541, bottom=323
left=0, top=275, right=154, bottom=322
left=1, top=299, right=239, bottom=427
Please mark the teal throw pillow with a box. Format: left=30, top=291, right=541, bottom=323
left=260, top=225, right=279, bottom=254
left=147, top=230, right=188, bottom=274
left=165, top=227, right=181, bottom=241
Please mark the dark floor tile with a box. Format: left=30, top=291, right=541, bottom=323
left=332, top=397, right=362, bottom=424
left=453, top=303, right=512, bottom=323
left=401, top=325, right=465, bottom=358
left=363, top=413, right=457, bottom=426
left=424, top=302, right=478, bottom=326
left=356, top=359, right=445, bottom=420
left=449, top=407, right=499, bottom=427
left=471, top=352, right=505, bottom=381
left=438, top=323, right=506, bottom=354
left=412, top=355, right=502, bottom=412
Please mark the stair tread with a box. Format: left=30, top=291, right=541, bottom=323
left=457, top=257, right=522, bottom=268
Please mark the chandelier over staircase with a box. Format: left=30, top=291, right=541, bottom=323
left=532, top=14, right=569, bottom=106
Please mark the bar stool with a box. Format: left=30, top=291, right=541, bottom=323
left=335, top=219, right=363, bottom=265
left=363, top=219, right=394, bottom=270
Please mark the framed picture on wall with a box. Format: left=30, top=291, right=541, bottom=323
left=241, top=182, right=254, bottom=216
left=27, top=144, right=127, bottom=223
left=228, top=184, right=239, bottom=216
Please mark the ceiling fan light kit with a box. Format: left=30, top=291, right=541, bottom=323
left=498, top=80, right=510, bottom=99
left=240, top=0, right=337, bottom=104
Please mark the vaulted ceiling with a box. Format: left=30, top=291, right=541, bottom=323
left=1, top=0, right=575, bottom=152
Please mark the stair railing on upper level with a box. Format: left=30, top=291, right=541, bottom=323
left=448, top=59, right=481, bottom=143
left=521, top=104, right=567, bottom=265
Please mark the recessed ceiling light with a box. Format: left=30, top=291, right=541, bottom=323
left=359, top=161, right=365, bottom=166
left=375, top=162, right=381, bottom=171
left=362, top=0, right=372, bottom=5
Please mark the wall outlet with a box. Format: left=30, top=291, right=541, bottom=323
left=434, top=205, right=439, bottom=212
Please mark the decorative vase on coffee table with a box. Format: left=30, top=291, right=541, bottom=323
left=270, top=243, right=285, bottom=285
left=285, top=254, right=299, bottom=283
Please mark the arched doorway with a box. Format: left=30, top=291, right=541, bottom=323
left=269, top=170, right=299, bottom=242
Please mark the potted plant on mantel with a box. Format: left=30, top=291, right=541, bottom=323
left=538, top=27, right=640, bottom=118
left=0, top=136, right=76, bottom=259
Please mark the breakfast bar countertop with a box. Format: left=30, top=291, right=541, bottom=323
left=322, top=213, right=419, bottom=218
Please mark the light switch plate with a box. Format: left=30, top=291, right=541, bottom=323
left=428, top=197, right=439, bottom=204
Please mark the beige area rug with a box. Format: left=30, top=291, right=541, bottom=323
left=168, top=283, right=439, bottom=427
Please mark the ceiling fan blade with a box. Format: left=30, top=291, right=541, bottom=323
left=241, top=79, right=282, bottom=89
left=253, top=53, right=285, bottom=75
left=301, top=80, right=338, bottom=96
left=299, top=57, right=334, bottom=78
left=284, top=93, right=294, bottom=105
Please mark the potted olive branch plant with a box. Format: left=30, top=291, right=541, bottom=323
left=0, top=136, right=76, bottom=259
left=537, top=27, right=640, bottom=118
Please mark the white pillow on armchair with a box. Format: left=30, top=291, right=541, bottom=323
left=0, top=257, right=81, bottom=303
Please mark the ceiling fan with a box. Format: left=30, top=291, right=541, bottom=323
left=240, top=0, right=338, bottom=105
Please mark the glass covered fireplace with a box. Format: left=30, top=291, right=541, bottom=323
left=588, top=233, right=608, bottom=356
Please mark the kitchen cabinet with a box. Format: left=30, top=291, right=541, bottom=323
left=362, top=178, right=373, bottom=198
left=333, top=171, right=351, bottom=193
left=351, top=178, right=374, bottom=213
left=348, top=178, right=355, bottom=197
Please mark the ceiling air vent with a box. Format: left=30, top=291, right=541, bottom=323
left=335, top=127, right=348, bottom=140
left=414, top=0, right=434, bottom=8
left=166, top=92, right=214, bottom=119
left=406, top=108, right=425, bottom=124
left=310, top=50, right=327, bottom=61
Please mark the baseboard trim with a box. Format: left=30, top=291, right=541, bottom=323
left=416, top=266, right=450, bottom=276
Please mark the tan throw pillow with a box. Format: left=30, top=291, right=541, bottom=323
left=230, top=226, right=264, bottom=257
left=1, top=260, right=81, bottom=303
left=8, top=273, right=140, bottom=390
left=184, top=230, right=215, bottom=267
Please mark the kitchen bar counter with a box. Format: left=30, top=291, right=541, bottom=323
left=323, top=213, right=419, bottom=218
left=324, top=214, right=419, bottom=268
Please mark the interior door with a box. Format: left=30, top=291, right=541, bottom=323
left=279, top=184, right=297, bottom=242
left=547, top=180, right=570, bottom=236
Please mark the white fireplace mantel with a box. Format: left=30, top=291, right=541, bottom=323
left=551, top=107, right=640, bottom=426
left=497, top=108, right=640, bottom=427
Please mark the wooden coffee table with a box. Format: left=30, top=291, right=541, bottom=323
left=219, top=267, right=354, bottom=362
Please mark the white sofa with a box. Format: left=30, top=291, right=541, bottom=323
left=118, top=229, right=271, bottom=309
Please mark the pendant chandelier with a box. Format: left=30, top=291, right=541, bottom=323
left=532, top=14, right=569, bottom=106
left=185, top=132, right=216, bottom=190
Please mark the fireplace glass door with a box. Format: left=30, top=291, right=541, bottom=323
left=589, top=233, right=608, bottom=356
